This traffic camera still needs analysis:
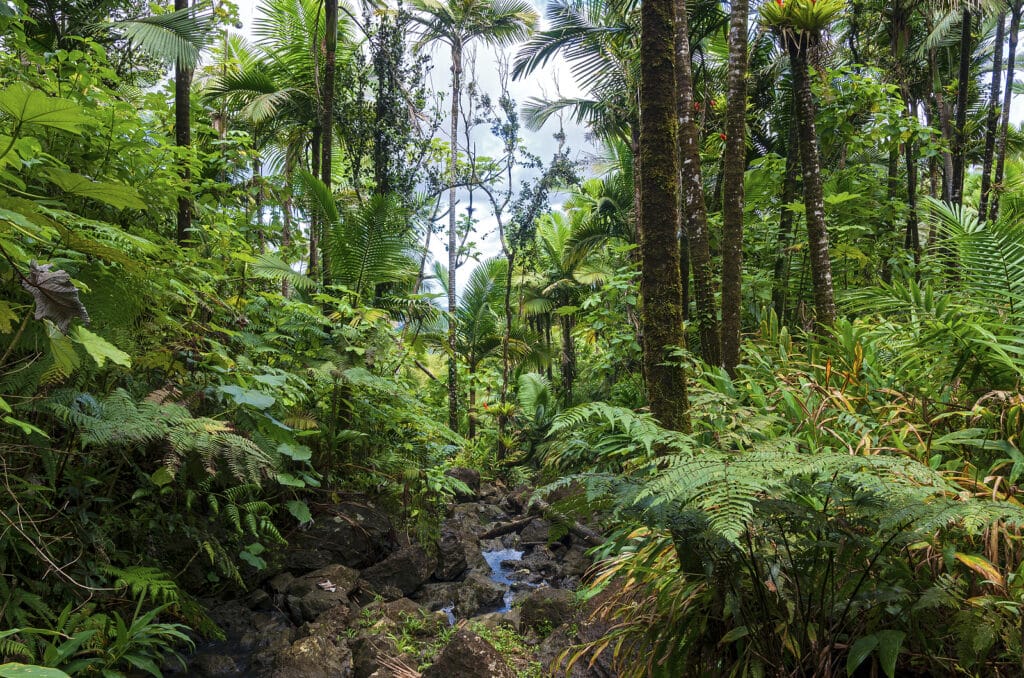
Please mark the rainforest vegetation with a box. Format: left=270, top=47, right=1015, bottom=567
left=4, top=0, right=1024, bottom=675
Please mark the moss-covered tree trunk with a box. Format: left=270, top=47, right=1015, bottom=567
left=639, top=0, right=688, bottom=431
left=320, top=0, right=337, bottom=284
left=992, top=2, right=1022, bottom=222
left=720, top=0, right=747, bottom=376
left=674, top=0, right=719, bottom=368
left=788, top=34, right=836, bottom=328
left=174, top=0, right=192, bottom=245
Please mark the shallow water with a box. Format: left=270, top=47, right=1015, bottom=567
left=481, top=547, right=524, bottom=612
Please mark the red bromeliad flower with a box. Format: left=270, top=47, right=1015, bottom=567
left=719, top=133, right=727, bottom=141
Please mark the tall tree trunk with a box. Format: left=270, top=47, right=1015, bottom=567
left=559, top=313, right=576, bottom=407
left=788, top=35, right=836, bottom=328
left=310, top=126, right=321, bottom=276
left=904, top=99, right=920, bottom=266
left=174, top=0, right=192, bottom=245
left=720, top=0, right=747, bottom=377
left=497, top=248, right=514, bottom=460
left=467, top=371, right=477, bottom=439
left=773, top=105, right=799, bottom=322
left=979, top=11, right=1006, bottom=223
left=930, top=51, right=955, bottom=203
left=639, top=0, right=688, bottom=432
left=675, top=0, right=720, bottom=368
left=992, top=1, right=1022, bottom=222
left=320, top=0, right=337, bottom=284
left=254, top=156, right=265, bottom=253
left=882, top=146, right=898, bottom=283
left=448, top=40, right=463, bottom=432
left=951, top=8, right=972, bottom=207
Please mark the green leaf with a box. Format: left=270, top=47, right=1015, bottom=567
left=0, top=665, right=72, bottom=678
left=44, top=168, right=146, bottom=210
left=278, top=442, right=312, bottom=461
left=3, top=415, right=50, bottom=438
left=286, top=500, right=313, bottom=524
left=875, top=630, right=905, bottom=678
left=846, top=635, right=878, bottom=676
left=0, top=84, right=90, bottom=132
left=71, top=326, right=131, bottom=367
left=219, top=385, right=275, bottom=410
left=250, top=253, right=316, bottom=290
left=0, top=300, right=18, bottom=333
left=275, top=473, right=305, bottom=488
left=151, top=467, right=175, bottom=487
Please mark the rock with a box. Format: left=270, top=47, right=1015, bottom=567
left=519, top=587, right=575, bottom=635
left=284, top=563, right=360, bottom=623
left=445, top=467, right=480, bottom=501
left=421, top=629, right=516, bottom=678
left=268, top=572, right=294, bottom=594
left=519, top=518, right=552, bottom=544
left=537, top=620, right=617, bottom=678
left=518, top=546, right=562, bottom=582
left=350, top=633, right=400, bottom=678
left=434, top=528, right=469, bottom=581
left=360, top=545, right=436, bottom=597
left=413, top=570, right=506, bottom=618
left=191, top=653, right=242, bottom=677
left=472, top=609, right=519, bottom=631
left=286, top=499, right=396, bottom=572
left=245, top=611, right=299, bottom=674
left=305, top=603, right=357, bottom=641
left=269, top=635, right=352, bottom=678
left=560, top=543, right=593, bottom=581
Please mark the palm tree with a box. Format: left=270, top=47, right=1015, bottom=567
left=762, top=0, right=843, bottom=329
left=410, top=0, right=539, bottom=432
left=720, top=0, right=748, bottom=376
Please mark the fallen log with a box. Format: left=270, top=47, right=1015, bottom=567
left=478, top=500, right=605, bottom=547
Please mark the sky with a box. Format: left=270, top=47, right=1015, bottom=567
left=231, top=0, right=596, bottom=297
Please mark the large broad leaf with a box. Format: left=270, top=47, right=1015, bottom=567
left=71, top=326, right=131, bottom=367
left=219, top=384, right=275, bottom=410
left=0, top=84, right=90, bottom=133
left=0, top=664, right=72, bottom=678
left=44, top=168, right=146, bottom=210
left=21, top=262, right=90, bottom=333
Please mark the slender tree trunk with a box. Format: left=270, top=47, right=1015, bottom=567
left=468, top=371, right=476, bottom=439
left=951, top=8, right=972, bottom=207
left=448, top=40, right=462, bottom=432
left=931, top=51, right=955, bottom=203
left=979, top=11, right=1006, bottom=223
left=675, top=0, right=719, bottom=368
left=720, top=0, right=747, bottom=377
left=904, top=99, right=920, bottom=266
left=639, top=0, right=688, bottom=431
left=882, top=146, right=898, bottom=282
left=310, top=126, right=321, bottom=276
left=788, top=35, right=836, bottom=328
left=174, top=0, right=192, bottom=244
left=254, top=156, right=265, bottom=253
left=559, top=314, right=576, bottom=407
left=282, top=157, right=294, bottom=297
left=320, top=0, right=337, bottom=284
left=498, top=248, right=514, bottom=460
left=992, top=2, right=1022, bottom=222
left=773, top=105, right=799, bottom=322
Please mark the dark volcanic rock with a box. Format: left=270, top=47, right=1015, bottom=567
left=421, top=629, right=515, bottom=678
left=519, top=587, right=575, bottom=635
left=434, top=527, right=470, bottom=581
left=360, top=545, right=436, bottom=597
left=519, top=518, right=552, bottom=544
left=413, top=570, right=506, bottom=618
left=285, top=500, right=396, bottom=572
left=268, top=635, right=352, bottom=678
left=284, top=563, right=360, bottom=623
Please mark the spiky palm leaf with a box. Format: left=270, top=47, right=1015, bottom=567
left=115, top=3, right=214, bottom=69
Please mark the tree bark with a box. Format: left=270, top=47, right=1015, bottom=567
left=720, top=0, right=747, bottom=377
left=639, top=0, right=688, bottom=431
left=675, top=0, right=719, bottom=368
left=788, top=35, right=836, bottom=328
left=992, top=2, right=1022, bottom=222
left=174, top=0, right=192, bottom=245
left=904, top=101, right=920, bottom=266
left=951, top=8, right=972, bottom=207
left=320, top=0, right=338, bottom=284
left=559, top=313, right=576, bottom=407
left=979, top=12, right=1006, bottom=223
left=772, top=105, right=799, bottom=322
left=309, top=126, right=321, bottom=276
left=448, top=40, right=462, bottom=432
